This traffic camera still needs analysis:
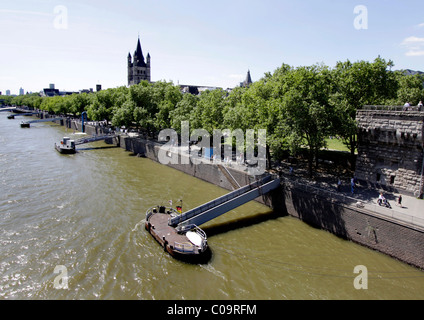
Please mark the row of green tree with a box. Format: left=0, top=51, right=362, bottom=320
left=2, top=57, right=423, bottom=176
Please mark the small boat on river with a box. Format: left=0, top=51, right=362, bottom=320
left=55, top=137, right=76, bottom=154
left=145, top=205, right=209, bottom=262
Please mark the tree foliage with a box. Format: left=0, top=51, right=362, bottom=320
left=4, top=56, right=423, bottom=176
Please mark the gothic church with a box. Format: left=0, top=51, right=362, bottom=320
left=128, top=37, right=151, bottom=86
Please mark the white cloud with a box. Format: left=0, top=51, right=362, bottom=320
left=402, top=35, right=424, bottom=57
left=418, top=23, right=424, bottom=28
left=405, top=50, right=424, bottom=57
left=402, top=36, right=424, bottom=45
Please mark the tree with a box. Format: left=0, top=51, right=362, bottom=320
left=87, top=87, right=127, bottom=122
left=151, top=81, right=183, bottom=130
left=69, top=92, right=92, bottom=116
left=330, top=57, right=398, bottom=168
left=192, top=88, right=227, bottom=133
left=393, top=72, right=424, bottom=106
left=276, top=64, right=334, bottom=177
left=169, top=93, right=199, bottom=133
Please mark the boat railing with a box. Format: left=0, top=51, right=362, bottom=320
left=172, top=224, right=207, bottom=254
left=184, top=224, right=208, bottom=240
left=146, top=206, right=180, bottom=221
left=173, top=242, right=196, bottom=253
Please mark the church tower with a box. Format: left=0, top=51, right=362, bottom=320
left=241, top=70, right=253, bottom=88
left=128, top=37, right=151, bottom=86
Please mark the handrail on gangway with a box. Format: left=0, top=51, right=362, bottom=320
left=9, top=112, right=39, bottom=117
left=74, top=134, right=118, bottom=145
left=0, top=107, right=17, bottom=112
left=169, top=175, right=280, bottom=229
left=22, top=117, right=65, bottom=124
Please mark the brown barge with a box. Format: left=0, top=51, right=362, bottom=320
left=145, top=205, right=210, bottom=263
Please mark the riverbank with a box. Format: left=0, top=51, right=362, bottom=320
left=112, top=132, right=424, bottom=270
left=15, top=110, right=424, bottom=270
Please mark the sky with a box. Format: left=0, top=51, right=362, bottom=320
left=1, top=0, right=424, bottom=95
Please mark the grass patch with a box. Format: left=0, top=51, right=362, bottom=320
left=325, top=137, right=351, bottom=152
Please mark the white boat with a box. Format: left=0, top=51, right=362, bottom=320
left=55, top=137, right=76, bottom=154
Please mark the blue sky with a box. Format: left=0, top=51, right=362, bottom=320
left=1, top=0, right=424, bottom=95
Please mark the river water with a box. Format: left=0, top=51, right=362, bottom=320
left=0, top=112, right=423, bottom=300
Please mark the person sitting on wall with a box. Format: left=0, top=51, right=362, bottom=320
left=418, top=101, right=423, bottom=111
left=403, top=102, right=410, bottom=111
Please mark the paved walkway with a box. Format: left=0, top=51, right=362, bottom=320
left=210, top=157, right=424, bottom=230
left=275, top=164, right=424, bottom=230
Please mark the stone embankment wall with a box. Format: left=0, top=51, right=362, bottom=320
left=356, top=109, right=424, bottom=196
left=117, top=134, right=424, bottom=270
left=281, top=179, right=424, bottom=270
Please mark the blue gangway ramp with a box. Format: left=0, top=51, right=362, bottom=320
left=74, top=134, right=118, bottom=145
left=169, top=175, right=281, bottom=230
left=21, top=118, right=65, bottom=127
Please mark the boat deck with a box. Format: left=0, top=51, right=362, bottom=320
left=145, top=208, right=209, bottom=262
left=148, top=212, right=193, bottom=250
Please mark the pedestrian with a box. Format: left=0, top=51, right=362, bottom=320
left=397, top=194, right=403, bottom=207
left=378, top=192, right=385, bottom=206
left=337, top=177, right=342, bottom=192
left=403, top=102, right=410, bottom=111
left=418, top=101, right=423, bottom=111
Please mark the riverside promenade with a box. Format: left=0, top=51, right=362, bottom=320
left=183, top=149, right=424, bottom=231
left=272, top=160, right=424, bottom=231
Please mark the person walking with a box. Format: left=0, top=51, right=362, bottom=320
left=397, top=194, right=403, bottom=207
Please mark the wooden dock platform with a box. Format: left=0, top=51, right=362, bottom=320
left=145, top=206, right=210, bottom=263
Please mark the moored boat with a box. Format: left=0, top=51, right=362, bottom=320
left=145, top=205, right=209, bottom=262
left=55, top=137, right=76, bottom=154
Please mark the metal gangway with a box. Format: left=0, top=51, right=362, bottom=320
left=74, top=134, right=118, bottom=145
left=21, top=117, right=65, bottom=127
left=169, top=175, right=281, bottom=230
left=8, top=112, right=39, bottom=118
left=0, top=107, right=17, bottom=112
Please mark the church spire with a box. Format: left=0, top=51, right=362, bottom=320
left=134, top=37, right=146, bottom=67
left=242, top=70, right=252, bottom=87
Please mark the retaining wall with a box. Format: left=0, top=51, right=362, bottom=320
left=280, top=180, right=424, bottom=270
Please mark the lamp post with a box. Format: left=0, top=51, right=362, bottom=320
left=81, top=111, right=87, bottom=133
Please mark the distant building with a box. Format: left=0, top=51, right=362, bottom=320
left=128, top=37, right=151, bottom=86
left=240, top=70, right=253, bottom=88
left=43, top=87, right=60, bottom=97
left=96, top=84, right=102, bottom=92
left=6, top=90, right=10, bottom=96
left=79, top=88, right=93, bottom=94
left=19, top=87, right=24, bottom=95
